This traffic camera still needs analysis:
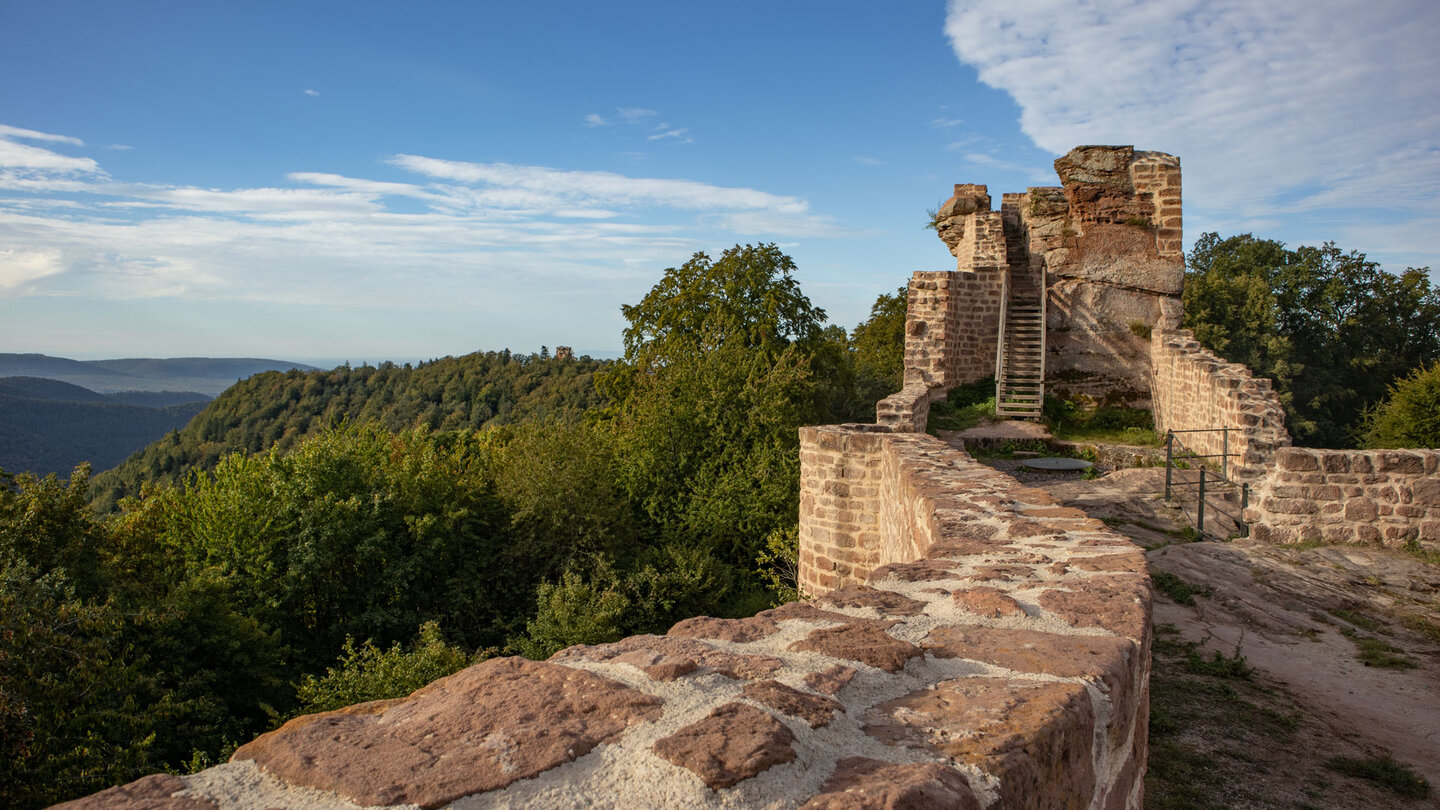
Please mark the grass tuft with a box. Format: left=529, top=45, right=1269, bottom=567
left=1152, top=570, right=1212, bottom=606
left=1325, top=755, right=1431, bottom=798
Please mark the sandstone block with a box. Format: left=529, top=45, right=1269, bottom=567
left=952, top=586, right=1027, bottom=618
left=50, top=774, right=215, bottom=810
left=1344, top=500, right=1379, bottom=522
left=553, top=635, right=783, bottom=681
left=789, top=623, right=922, bottom=673
left=864, top=677, right=1096, bottom=808
left=800, top=758, right=979, bottom=810
left=817, top=584, right=927, bottom=616
left=231, top=657, right=662, bottom=808
left=742, top=680, right=844, bottom=728
left=1276, top=448, right=1319, bottom=471
left=653, top=702, right=796, bottom=790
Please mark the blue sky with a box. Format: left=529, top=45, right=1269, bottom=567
left=2, top=1, right=1437, bottom=363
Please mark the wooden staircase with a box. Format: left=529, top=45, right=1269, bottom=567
left=995, top=213, right=1045, bottom=419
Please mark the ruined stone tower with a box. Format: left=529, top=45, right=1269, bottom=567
left=921, top=145, right=1184, bottom=411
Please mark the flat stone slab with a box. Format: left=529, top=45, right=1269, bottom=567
left=231, top=656, right=663, bottom=808
left=1020, top=457, right=1094, bottom=471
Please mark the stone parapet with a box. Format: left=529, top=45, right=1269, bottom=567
left=875, top=382, right=933, bottom=432
left=797, top=425, right=1152, bottom=809
left=1149, top=328, right=1291, bottom=480
left=64, top=426, right=1152, bottom=810
left=1248, top=447, right=1440, bottom=551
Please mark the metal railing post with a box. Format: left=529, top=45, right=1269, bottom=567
left=1164, top=430, right=1174, bottom=502
left=1197, top=468, right=1207, bottom=537
left=1240, top=483, right=1250, bottom=538
left=1222, top=426, right=1229, bottom=481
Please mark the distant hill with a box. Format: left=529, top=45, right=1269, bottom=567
left=0, top=377, right=212, bottom=478
left=91, top=350, right=611, bottom=510
left=0, top=354, right=320, bottom=397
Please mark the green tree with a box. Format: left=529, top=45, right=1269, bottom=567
left=1359, top=362, right=1440, bottom=448
left=1184, top=233, right=1440, bottom=446
left=294, top=622, right=475, bottom=715
left=850, top=285, right=908, bottom=408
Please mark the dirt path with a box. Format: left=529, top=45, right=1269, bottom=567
left=1029, top=466, right=1440, bottom=807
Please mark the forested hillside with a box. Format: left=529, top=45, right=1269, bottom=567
left=1183, top=234, right=1439, bottom=447
left=91, top=351, right=610, bottom=511
left=0, top=377, right=209, bottom=477
left=3, top=244, right=906, bottom=808
left=0, top=354, right=319, bottom=397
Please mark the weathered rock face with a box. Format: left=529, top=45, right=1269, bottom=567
left=1027, top=146, right=1185, bottom=401
left=912, top=145, right=1183, bottom=408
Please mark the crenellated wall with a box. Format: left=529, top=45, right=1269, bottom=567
left=1247, top=447, right=1440, bottom=551
left=1149, top=328, right=1291, bottom=480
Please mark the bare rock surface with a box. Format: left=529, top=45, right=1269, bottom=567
left=231, top=656, right=663, bottom=808
left=1028, top=460, right=1440, bottom=794
left=799, top=757, right=980, bottom=810
left=864, top=677, right=1097, bottom=807
left=741, top=679, right=844, bottom=728
left=788, top=623, right=923, bottom=673
left=553, top=633, right=784, bottom=681
left=51, top=775, right=216, bottom=810
left=651, top=702, right=797, bottom=790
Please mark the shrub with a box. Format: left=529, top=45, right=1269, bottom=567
left=1359, top=362, right=1440, bottom=448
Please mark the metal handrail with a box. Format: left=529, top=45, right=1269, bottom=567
left=994, top=266, right=1009, bottom=405
left=1163, top=428, right=1250, bottom=540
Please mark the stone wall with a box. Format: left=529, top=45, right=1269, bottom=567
left=65, top=427, right=1152, bottom=810
left=798, top=425, right=1152, bottom=809
left=1149, top=328, right=1291, bottom=480
left=1248, top=447, right=1440, bottom=551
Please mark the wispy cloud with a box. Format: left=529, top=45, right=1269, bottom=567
left=960, top=152, right=1053, bottom=185
left=646, top=128, right=691, bottom=142
left=583, top=107, right=692, bottom=143
left=0, top=124, right=845, bottom=311
left=944, top=0, right=1440, bottom=234
left=852, top=156, right=885, bottom=166
left=304, top=89, right=320, bottom=97
left=932, top=117, right=965, bottom=128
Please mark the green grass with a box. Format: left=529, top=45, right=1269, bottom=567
left=1043, top=394, right=1162, bottom=446
left=1331, top=608, right=1385, bottom=633
left=927, top=376, right=996, bottom=432
left=1341, top=630, right=1419, bottom=669
left=1325, top=755, right=1431, bottom=798
left=1400, top=612, right=1440, bottom=643
left=1152, top=570, right=1213, bottom=606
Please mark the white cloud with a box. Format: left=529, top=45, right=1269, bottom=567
left=0, top=125, right=103, bottom=174
left=944, top=0, right=1440, bottom=229
left=386, top=155, right=809, bottom=213
left=852, top=156, right=885, bottom=166
left=0, top=122, right=845, bottom=321
left=583, top=113, right=610, bottom=126
left=646, top=128, right=691, bottom=142
left=616, top=107, right=657, bottom=123
left=960, top=152, right=1053, bottom=185
left=0, top=125, right=85, bottom=146
left=304, top=89, right=320, bottom=97
left=0, top=248, right=64, bottom=293
left=932, top=117, right=965, bottom=128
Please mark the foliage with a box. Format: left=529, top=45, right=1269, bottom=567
left=516, top=567, right=631, bottom=660
left=1184, top=233, right=1440, bottom=447
left=755, top=525, right=800, bottom=604
left=1043, top=394, right=1159, bottom=446
left=1151, top=570, right=1212, bottom=606
left=600, top=244, right=831, bottom=571
left=1358, top=361, right=1440, bottom=448
left=927, top=376, right=996, bottom=432
left=92, top=351, right=610, bottom=510
left=849, top=286, right=907, bottom=408
left=1325, top=755, right=1431, bottom=798
left=294, top=622, right=475, bottom=715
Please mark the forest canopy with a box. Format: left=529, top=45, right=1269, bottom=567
left=1182, top=233, right=1439, bottom=448
left=1, top=244, right=906, bottom=808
